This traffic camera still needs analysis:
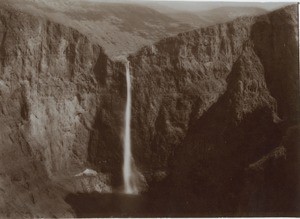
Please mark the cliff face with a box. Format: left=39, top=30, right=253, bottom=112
left=0, top=2, right=298, bottom=217
left=128, top=5, right=298, bottom=180
left=251, top=7, right=299, bottom=121
left=142, top=5, right=299, bottom=214
left=128, top=16, right=254, bottom=174
left=0, top=6, right=125, bottom=217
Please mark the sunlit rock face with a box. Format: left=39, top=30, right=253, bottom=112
left=0, top=5, right=124, bottom=217
left=0, top=1, right=298, bottom=217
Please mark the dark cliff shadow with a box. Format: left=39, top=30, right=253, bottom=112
left=87, top=108, right=124, bottom=188
left=65, top=192, right=166, bottom=217
left=250, top=11, right=300, bottom=123
left=157, top=41, right=299, bottom=217
left=65, top=190, right=300, bottom=217
left=65, top=191, right=233, bottom=217
left=65, top=191, right=222, bottom=217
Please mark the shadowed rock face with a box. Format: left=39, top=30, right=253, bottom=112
left=239, top=126, right=300, bottom=215
left=160, top=45, right=281, bottom=212
left=128, top=5, right=298, bottom=178
left=141, top=5, right=299, bottom=214
left=0, top=2, right=298, bottom=217
left=251, top=7, right=299, bottom=121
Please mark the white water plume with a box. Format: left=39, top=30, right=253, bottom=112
left=123, top=60, right=138, bottom=194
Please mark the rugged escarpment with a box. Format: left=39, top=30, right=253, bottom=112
left=164, top=44, right=281, bottom=212
left=128, top=5, right=298, bottom=180
left=140, top=5, right=299, bottom=214
left=0, top=2, right=298, bottom=217
left=251, top=8, right=299, bottom=122
left=0, top=5, right=125, bottom=217
left=129, top=16, right=255, bottom=175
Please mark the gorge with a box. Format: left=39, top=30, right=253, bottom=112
left=0, top=1, right=299, bottom=217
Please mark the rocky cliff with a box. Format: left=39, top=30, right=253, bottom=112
left=0, top=5, right=126, bottom=217
left=128, top=4, right=298, bottom=178
left=0, top=2, right=298, bottom=217
left=140, top=5, right=299, bottom=215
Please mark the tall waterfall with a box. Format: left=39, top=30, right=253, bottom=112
left=123, top=61, right=138, bottom=194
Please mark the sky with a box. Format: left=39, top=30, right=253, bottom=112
left=152, top=1, right=295, bottom=11
left=88, top=0, right=296, bottom=12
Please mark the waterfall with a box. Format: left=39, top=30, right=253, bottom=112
left=123, top=61, right=138, bottom=194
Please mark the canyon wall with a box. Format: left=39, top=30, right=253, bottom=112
left=142, top=5, right=299, bottom=214
left=128, top=5, right=298, bottom=181
left=129, top=16, right=255, bottom=175
left=0, top=5, right=126, bottom=217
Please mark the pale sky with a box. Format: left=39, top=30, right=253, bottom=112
left=152, top=1, right=295, bottom=11
left=88, top=0, right=297, bottom=12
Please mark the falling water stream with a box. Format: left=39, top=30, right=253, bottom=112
left=123, top=61, right=138, bottom=194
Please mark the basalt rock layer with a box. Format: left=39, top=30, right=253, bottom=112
left=0, top=2, right=298, bottom=217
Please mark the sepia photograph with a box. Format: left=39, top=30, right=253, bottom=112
left=0, top=0, right=299, bottom=217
